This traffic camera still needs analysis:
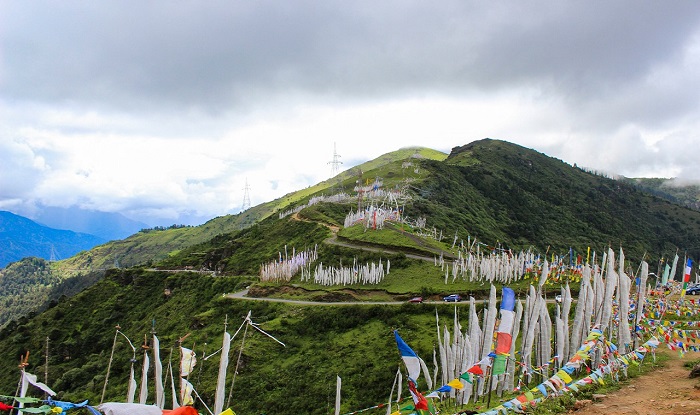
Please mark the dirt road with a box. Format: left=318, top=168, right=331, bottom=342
left=571, top=350, right=700, bottom=415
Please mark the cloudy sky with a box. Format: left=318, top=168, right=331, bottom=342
left=2, top=1, right=700, bottom=226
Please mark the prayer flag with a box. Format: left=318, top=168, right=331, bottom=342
left=493, top=287, right=515, bottom=375
left=447, top=379, right=464, bottom=389
left=214, top=332, right=231, bottom=415
left=334, top=376, right=341, bottom=415
left=407, top=378, right=428, bottom=410
left=180, top=378, right=195, bottom=406
left=683, top=259, right=693, bottom=297
left=436, top=384, right=453, bottom=393
left=492, top=355, right=507, bottom=375
left=22, top=371, right=56, bottom=396
left=180, top=347, right=197, bottom=377
left=467, top=365, right=483, bottom=375
left=394, top=330, right=421, bottom=380
left=495, top=287, right=515, bottom=354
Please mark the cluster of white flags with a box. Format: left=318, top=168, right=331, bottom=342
left=302, top=258, right=390, bottom=286
left=436, top=248, right=538, bottom=285
left=343, top=204, right=401, bottom=230
left=259, top=245, right=318, bottom=283
left=415, top=226, right=444, bottom=242
left=278, top=193, right=354, bottom=219
left=132, top=335, right=197, bottom=410
left=353, top=179, right=384, bottom=193
left=425, top=247, right=647, bottom=405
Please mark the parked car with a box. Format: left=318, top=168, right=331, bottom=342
left=685, top=286, right=700, bottom=295
left=443, top=294, right=462, bottom=302
left=408, top=296, right=424, bottom=303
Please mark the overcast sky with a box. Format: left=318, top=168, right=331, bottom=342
left=2, top=1, right=700, bottom=226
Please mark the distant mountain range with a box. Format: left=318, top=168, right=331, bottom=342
left=29, top=206, right=149, bottom=240
left=0, top=211, right=107, bottom=268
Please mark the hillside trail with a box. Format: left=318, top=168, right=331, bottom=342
left=569, top=349, right=700, bottom=415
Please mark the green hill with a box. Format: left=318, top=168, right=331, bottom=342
left=3, top=139, right=700, bottom=414
left=0, top=147, right=446, bottom=328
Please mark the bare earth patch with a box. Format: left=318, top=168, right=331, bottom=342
left=569, top=350, right=700, bottom=415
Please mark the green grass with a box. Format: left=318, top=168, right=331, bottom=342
left=338, top=222, right=455, bottom=257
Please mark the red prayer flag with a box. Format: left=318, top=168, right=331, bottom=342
left=407, top=379, right=429, bottom=410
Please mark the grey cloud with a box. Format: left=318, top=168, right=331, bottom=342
left=4, top=1, right=700, bottom=115
left=3, top=1, right=700, bottom=225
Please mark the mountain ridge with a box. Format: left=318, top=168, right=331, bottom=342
left=0, top=211, right=107, bottom=268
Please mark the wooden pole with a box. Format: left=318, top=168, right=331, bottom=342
left=226, top=314, right=250, bottom=408
left=101, top=326, right=121, bottom=404
left=44, top=337, right=49, bottom=395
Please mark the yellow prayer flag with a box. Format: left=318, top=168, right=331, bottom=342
left=218, top=410, right=235, bottom=415
left=447, top=379, right=464, bottom=390
left=556, top=370, right=572, bottom=384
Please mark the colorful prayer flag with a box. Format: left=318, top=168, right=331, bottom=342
left=394, top=330, right=421, bottom=380
left=493, top=287, right=515, bottom=375
left=446, top=379, right=464, bottom=390
left=467, top=365, right=483, bottom=375
left=407, top=378, right=428, bottom=410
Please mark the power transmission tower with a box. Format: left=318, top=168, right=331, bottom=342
left=328, top=142, right=342, bottom=177
left=241, top=178, right=251, bottom=211
left=49, top=244, right=58, bottom=262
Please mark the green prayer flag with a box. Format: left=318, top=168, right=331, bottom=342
left=14, top=397, right=43, bottom=404
left=492, top=354, right=508, bottom=375
left=16, top=405, right=52, bottom=414
left=460, top=372, right=473, bottom=383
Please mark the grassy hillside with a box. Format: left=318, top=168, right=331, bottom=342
left=0, top=270, right=479, bottom=415
left=40, top=146, right=445, bottom=275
